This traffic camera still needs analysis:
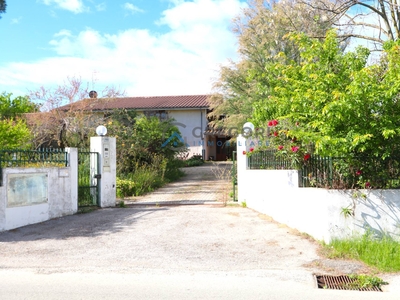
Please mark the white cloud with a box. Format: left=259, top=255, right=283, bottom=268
left=96, top=2, right=106, bottom=11
left=159, top=0, right=243, bottom=29
left=123, top=3, right=144, bottom=14
left=41, top=0, right=87, bottom=14
left=0, top=0, right=247, bottom=97
left=11, top=17, right=22, bottom=25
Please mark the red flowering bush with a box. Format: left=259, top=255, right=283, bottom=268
left=247, top=118, right=313, bottom=168
left=268, top=119, right=279, bottom=127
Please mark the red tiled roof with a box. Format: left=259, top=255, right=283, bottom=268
left=60, top=95, right=210, bottom=111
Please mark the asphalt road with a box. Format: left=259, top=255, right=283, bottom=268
left=0, top=164, right=399, bottom=299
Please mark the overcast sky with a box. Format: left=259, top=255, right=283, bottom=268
left=0, top=0, right=247, bottom=98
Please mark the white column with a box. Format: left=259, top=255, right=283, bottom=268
left=65, top=147, right=78, bottom=212
left=90, top=137, right=117, bottom=208
left=237, top=134, right=248, bottom=204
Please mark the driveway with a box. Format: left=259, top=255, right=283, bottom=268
left=0, top=163, right=399, bottom=299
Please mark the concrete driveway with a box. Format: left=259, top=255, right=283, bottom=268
left=0, top=163, right=399, bottom=299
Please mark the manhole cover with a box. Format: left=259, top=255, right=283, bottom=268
left=315, top=275, right=383, bottom=292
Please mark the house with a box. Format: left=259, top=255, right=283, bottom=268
left=59, top=94, right=233, bottom=161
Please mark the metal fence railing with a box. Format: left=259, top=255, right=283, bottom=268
left=248, top=150, right=294, bottom=170
left=248, top=150, right=400, bottom=189
left=300, top=155, right=400, bottom=189
left=0, top=148, right=68, bottom=186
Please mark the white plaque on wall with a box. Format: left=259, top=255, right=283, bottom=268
left=7, top=173, right=48, bottom=207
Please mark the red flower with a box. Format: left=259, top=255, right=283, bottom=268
left=356, top=170, right=362, bottom=176
left=278, top=145, right=284, bottom=150
left=273, top=131, right=278, bottom=137
left=250, top=147, right=254, bottom=152
left=365, top=182, right=371, bottom=188
left=242, top=150, right=246, bottom=155
left=291, top=146, right=299, bottom=152
left=304, top=153, right=311, bottom=161
left=268, top=119, right=278, bottom=127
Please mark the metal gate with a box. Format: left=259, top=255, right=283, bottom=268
left=78, top=151, right=100, bottom=207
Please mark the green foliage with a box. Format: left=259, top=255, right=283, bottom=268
left=347, top=274, right=387, bottom=290
left=109, top=110, right=186, bottom=198
left=0, top=93, right=39, bottom=118
left=164, top=159, right=185, bottom=181
left=243, top=31, right=400, bottom=188
left=340, top=206, right=354, bottom=218
left=116, top=178, right=136, bottom=199
left=0, top=93, right=38, bottom=150
left=209, top=0, right=333, bottom=130
left=324, top=233, right=400, bottom=272
left=252, top=30, right=400, bottom=159
left=0, top=119, right=31, bottom=149
left=183, top=155, right=204, bottom=167
left=107, top=110, right=186, bottom=176
left=0, top=0, right=6, bottom=18
left=116, top=162, right=166, bottom=198
left=107, top=110, right=185, bottom=186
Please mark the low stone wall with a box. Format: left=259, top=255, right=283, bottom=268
left=0, top=148, right=78, bottom=231
left=237, top=135, right=400, bottom=243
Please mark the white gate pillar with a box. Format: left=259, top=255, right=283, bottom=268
left=237, top=134, right=248, bottom=205
left=90, top=135, right=117, bottom=207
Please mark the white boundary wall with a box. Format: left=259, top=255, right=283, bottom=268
left=237, top=135, right=400, bottom=243
left=0, top=148, right=78, bottom=231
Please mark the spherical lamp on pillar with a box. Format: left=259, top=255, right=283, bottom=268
left=242, top=122, right=254, bottom=137
left=96, top=125, right=107, bottom=136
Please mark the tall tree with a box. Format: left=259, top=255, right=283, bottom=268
left=304, top=0, right=400, bottom=50
left=208, top=0, right=336, bottom=130
left=251, top=30, right=400, bottom=158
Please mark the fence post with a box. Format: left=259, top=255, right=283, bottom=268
left=237, top=134, right=248, bottom=204
left=65, top=148, right=78, bottom=212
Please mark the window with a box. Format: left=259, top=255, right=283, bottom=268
left=144, top=110, right=169, bottom=120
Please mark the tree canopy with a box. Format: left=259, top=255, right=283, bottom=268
left=0, top=93, right=37, bottom=149
left=0, top=0, right=6, bottom=18
left=250, top=30, right=400, bottom=159
left=305, top=0, right=400, bottom=50
left=208, top=0, right=336, bottom=130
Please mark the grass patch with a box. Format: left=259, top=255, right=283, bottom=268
left=323, top=233, right=400, bottom=272
left=347, top=274, right=388, bottom=290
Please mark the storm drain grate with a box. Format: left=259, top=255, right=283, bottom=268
left=315, top=275, right=382, bottom=292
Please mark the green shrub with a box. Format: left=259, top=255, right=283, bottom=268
left=164, top=159, right=185, bottom=182
left=183, top=155, right=204, bottom=167
left=116, top=178, right=136, bottom=198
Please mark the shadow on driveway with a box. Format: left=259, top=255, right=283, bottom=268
left=0, top=207, right=166, bottom=242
